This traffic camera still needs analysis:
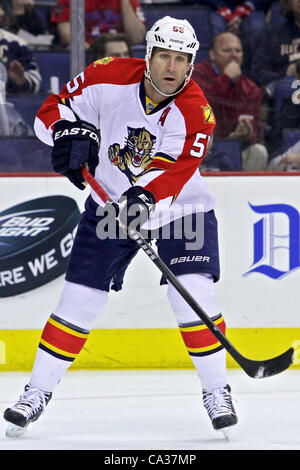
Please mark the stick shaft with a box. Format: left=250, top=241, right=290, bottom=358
left=82, top=166, right=111, bottom=203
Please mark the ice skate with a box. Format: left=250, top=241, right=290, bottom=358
left=4, top=384, right=52, bottom=438
left=202, top=384, right=237, bottom=440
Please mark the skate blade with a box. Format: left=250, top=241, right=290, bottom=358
left=220, top=428, right=230, bottom=441
left=5, top=422, right=28, bottom=438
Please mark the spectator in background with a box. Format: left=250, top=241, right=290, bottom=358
left=51, top=0, right=146, bottom=50
left=268, top=141, right=300, bottom=171
left=0, top=6, right=41, bottom=94
left=193, top=31, right=268, bottom=171
left=252, top=0, right=300, bottom=160
left=252, top=0, right=300, bottom=89
left=267, top=59, right=300, bottom=164
left=88, top=32, right=131, bottom=63
left=274, top=58, right=300, bottom=127
left=190, top=1, right=272, bottom=77
left=9, top=0, right=45, bottom=36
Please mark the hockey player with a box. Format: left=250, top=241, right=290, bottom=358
left=4, top=16, right=237, bottom=439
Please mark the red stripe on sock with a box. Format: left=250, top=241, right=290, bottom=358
left=180, top=319, right=226, bottom=349
left=41, top=321, right=87, bottom=355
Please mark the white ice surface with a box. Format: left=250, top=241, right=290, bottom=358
left=0, top=369, right=300, bottom=450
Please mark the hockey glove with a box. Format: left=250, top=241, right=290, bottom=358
left=51, top=120, right=100, bottom=190
left=103, top=186, right=156, bottom=236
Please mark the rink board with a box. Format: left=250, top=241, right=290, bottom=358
left=0, top=327, right=299, bottom=371
left=1, top=174, right=300, bottom=370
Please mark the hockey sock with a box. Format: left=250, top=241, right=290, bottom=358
left=30, top=281, right=108, bottom=392
left=167, top=273, right=228, bottom=391
left=179, top=319, right=228, bottom=392
left=30, top=314, right=90, bottom=392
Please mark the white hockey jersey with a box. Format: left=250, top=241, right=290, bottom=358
left=34, top=57, right=217, bottom=228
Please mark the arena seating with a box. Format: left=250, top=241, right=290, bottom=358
left=204, top=139, right=242, bottom=171
left=35, top=51, right=70, bottom=93
left=282, top=129, right=300, bottom=152
left=269, top=1, right=287, bottom=29
left=273, top=77, right=295, bottom=116
left=0, top=137, right=52, bottom=172
left=8, top=95, right=47, bottom=129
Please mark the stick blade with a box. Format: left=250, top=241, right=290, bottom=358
left=238, top=347, right=294, bottom=379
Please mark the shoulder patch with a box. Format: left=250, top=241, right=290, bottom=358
left=93, top=57, right=114, bottom=67
left=201, top=104, right=215, bottom=125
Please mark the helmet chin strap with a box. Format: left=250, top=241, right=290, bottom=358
left=144, top=59, right=194, bottom=98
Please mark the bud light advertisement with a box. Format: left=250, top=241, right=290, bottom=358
left=0, top=196, right=80, bottom=297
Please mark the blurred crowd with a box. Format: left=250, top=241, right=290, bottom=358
left=0, top=0, right=299, bottom=172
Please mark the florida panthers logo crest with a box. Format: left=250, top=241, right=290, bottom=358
left=108, top=126, right=156, bottom=185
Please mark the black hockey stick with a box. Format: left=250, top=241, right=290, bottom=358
left=82, top=167, right=298, bottom=379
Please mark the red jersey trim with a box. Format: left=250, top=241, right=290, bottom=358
left=144, top=81, right=216, bottom=202
left=36, top=58, right=146, bottom=130
left=144, top=154, right=202, bottom=202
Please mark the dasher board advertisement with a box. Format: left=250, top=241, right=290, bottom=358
left=1, top=175, right=300, bottom=330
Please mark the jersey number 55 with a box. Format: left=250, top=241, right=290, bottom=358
left=190, top=132, right=210, bottom=159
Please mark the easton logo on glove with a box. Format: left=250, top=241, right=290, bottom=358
left=53, top=126, right=99, bottom=145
